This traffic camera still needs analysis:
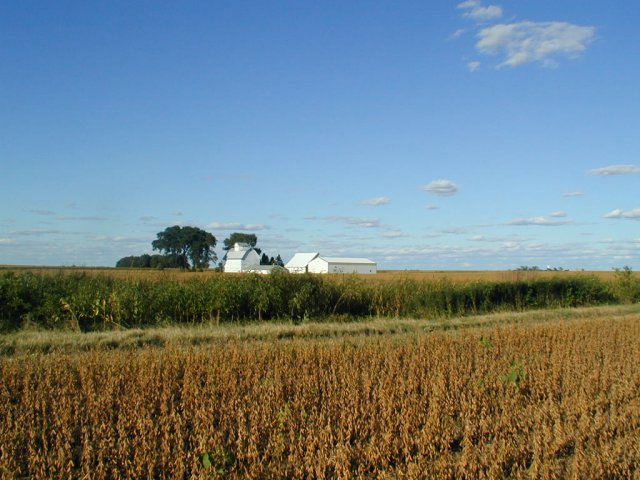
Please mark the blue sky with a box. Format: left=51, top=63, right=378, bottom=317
left=1, top=0, right=639, bottom=270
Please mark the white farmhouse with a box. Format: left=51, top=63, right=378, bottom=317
left=284, top=252, right=320, bottom=273
left=307, top=256, right=377, bottom=274
left=223, top=242, right=260, bottom=273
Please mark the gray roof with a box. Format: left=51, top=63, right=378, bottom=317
left=226, top=249, right=252, bottom=260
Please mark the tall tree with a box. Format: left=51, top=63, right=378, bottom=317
left=152, top=225, right=217, bottom=270
left=223, top=233, right=258, bottom=251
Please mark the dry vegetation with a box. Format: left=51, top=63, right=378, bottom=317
left=2, top=307, right=639, bottom=479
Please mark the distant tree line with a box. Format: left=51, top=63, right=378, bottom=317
left=116, top=254, right=182, bottom=269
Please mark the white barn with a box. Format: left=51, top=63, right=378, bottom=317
left=285, top=252, right=320, bottom=273
left=307, top=256, right=377, bottom=274
left=223, top=242, right=260, bottom=273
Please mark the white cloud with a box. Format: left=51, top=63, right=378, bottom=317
left=208, top=222, right=270, bottom=231
left=604, top=208, right=640, bottom=220
left=551, top=211, right=567, bottom=218
left=589, top=164, right=640, bottom=176
left=563, top=191, right=584, bottom=197
left=467, top=61, right=481, bottom=72
left=507, top=216, right=574, bottom=226
left=476, top=21, right=596, bottom=68
left=361, top=196, right=391, bottom=206
left=458, top=0, right=503, bottom=22
left=421, top=179, right=459, bottom=196
left=425, top=204, right=440, bottom=210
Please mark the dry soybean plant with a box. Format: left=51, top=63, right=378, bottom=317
left=1, top=315, right=639, bottom=479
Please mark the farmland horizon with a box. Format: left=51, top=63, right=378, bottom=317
left=1, top=1, right=639, bottom=270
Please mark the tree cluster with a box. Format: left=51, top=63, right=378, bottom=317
left=116, top=225, right=217, bottom=270
left=116, top=227, right=284, bottom=270
left=115, top=254, right=182, bottom=269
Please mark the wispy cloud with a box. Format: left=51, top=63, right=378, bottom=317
left=207, top=222, right=270, bottom=231
left=421, top=179, right=459, bottom=196
left=336, top=217, right=380, bottom=228
left=307, top=216, right=381, bottom=228
left=57, top=216, right=108, bottom=222
left=361, top=196, right=391, bottom=206
left=441, top=227, right=468, bottom=235
left=449, top=28, right=466, bottom=40
left=563, top=191, right=584, bottom=197
left=467, top=61, right=481, bottom=72
left=604, top=208, right=640, bottom=220
left=9, top=229, right=64, bottom=236
left=26, top=209, right=56, bottom=216
left=425, top=204, right=440, bottom=210
left=476, top=21, right=596, bottom=68
left=382, top=230, right=405, bottom=238
left=507, top=216, right=575, bottom=226
left=458, top=0, right=502, bottom=22
left=551, top=211, right=567, bottom=218
left=589, top=164, right=640, bottom=176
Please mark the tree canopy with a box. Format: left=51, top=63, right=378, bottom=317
left=152, top=225, right=217, bottom=270
left=223, top=233, right=258, bottom=251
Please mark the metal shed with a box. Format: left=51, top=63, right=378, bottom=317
left=307, top=256, right=377, bottom=274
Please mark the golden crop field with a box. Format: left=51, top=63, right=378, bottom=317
left=2, top=308, right=639, bottom=479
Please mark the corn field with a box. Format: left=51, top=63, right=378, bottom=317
left=1, top=314, right=639, bottom=479
left=1, top=270, right=629, bottom=332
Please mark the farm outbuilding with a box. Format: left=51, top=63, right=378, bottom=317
left=284, top=252, right=320, bottom=273
left=307, top=256, right=377, bottom=274
left=223, top=242, right=260, bottom=273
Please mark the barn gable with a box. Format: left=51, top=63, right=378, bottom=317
left=223, top=243, right=261, bottom=273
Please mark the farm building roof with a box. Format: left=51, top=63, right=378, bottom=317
left=316, top=257, right=376, bottom=265
left=226, top=249, right=253, bottom=260
left=285, top=252, right=319, bottom=269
